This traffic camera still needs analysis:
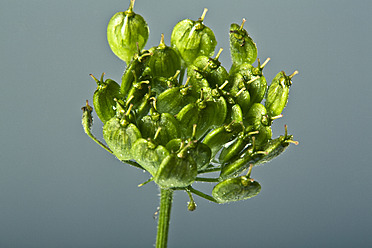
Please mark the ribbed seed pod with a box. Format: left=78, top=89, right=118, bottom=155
left=121, top=50, right=151, bottom=97
left=154, top=151, right=197, bottom=188
left=192, top=48, right=229, bottom=87
left=171, top=8, right=217, bottom=66
left=103, top=118, right=141, bottom=161
left=252, top=125, right=298, bottom=166
left=147, top=34, right=181, bottom=78
left=138, top=100, right=181, bottom=146
left=265, top=70, right=298, bottom=117
left=187, top=65, right=210, bottom=96
left=229, top=19, right=257, bottom=71
left=130, top=138, right=169, bottom=176
left=246, top=58, right=270, bottom=104
left=151, top=70, right=180, bottom=96
left=156, top=85, right=197, bottom=115
left=187, top=139, right=212, bottom=171
left=213, top=176, right=261, bottom=203
left=219, top=143, right=256, bottom=180
left=203, top=122, right=242, bottom=159
left=107, top=0, right=149, bottom=63
left=91, top=73, right=121, bottom=123
left=177, top=90, right=227, bottom=140
left=245, top=103, right=270, bottom=128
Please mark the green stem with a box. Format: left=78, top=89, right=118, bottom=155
left=195, top=177, right=219, bottom=183
left=156, top=188, right=173, bottom=248
left=188, top=186, right=218, bottom=203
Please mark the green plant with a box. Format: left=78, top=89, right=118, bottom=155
left=81, top=1, right=298, bottom=247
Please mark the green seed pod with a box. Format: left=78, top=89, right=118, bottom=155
left=250, top=125, right=272, bottom=149
left=107, top=0, right=149, bottom=63
left=229, top=19, right=257, bottom=71
left=138, top=101, right=181, bottom=146
left=102, top=117, right=141, bottom=161
left=165, top=138, right=184, bottom=154
left=233, top=86, right=251, bottom=118
left=218, top=131, right=246, bottom=164
left=231, top=105, right=243, bottom=122
left=171, top=8, right=217, bottom=66
left=203, top=122, right=242, bottom=159
left=187, top=139, right=212, bottom=171
left=151, top=70, right=180, bottom=96
left=131, top=138, right=169, bottom=176
left=156, top=85, right=197, bottom=115
left=212, top=176, right=261, bottom=203
left=154, top=152, right=197, bottom=188
left=177, top=91, right=227, bottom=139
left=192, top=48, right=229, bottom=87
left=91, top=73, right=122, bottom=123
left=133, top=85, right=153, bottom=120
left=253, top=125, right=298, bottom=166
left=219, top=140, right=256, bottom=179
left=265, top=70, right=298, bottom=117
left=121, top=50, right=151, bottom=97
left=245, top=103, right=270, bottom=128
left=187, top=65, right=210, bottom=96
left=246, top=58, right=270, bottom=104
left=147, top=34, right=181, bottom=78
left=126, top=80, right=150, bottom=109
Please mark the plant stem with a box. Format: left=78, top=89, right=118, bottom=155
left=156, top=188, right=173, bottom=248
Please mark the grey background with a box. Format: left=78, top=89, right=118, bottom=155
left=1, top=0, right=371, bottom=247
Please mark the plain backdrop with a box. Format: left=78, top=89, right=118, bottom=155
left=1, top=0, right=372, bottom=247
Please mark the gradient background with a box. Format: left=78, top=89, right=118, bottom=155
left=1, top=0, right=372, bottom=247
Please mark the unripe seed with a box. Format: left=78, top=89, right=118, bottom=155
left=138, top=100, right=181, bottom=146
left=177, top=90, right=227, bottom=139
left=156, top=83, right=197, bottom=115
left=229, top=19, right=257, bottom=71
left=154, top=152, right=197, bottom=188
left=121, top=50, right=151, bottom=97
left=147, top=34, right=181, bottom=78
left=107, top=0, right=149, bottom=63
left=213, top=166, right=261, bottom=203
left=91, top=73, right=121, bottom=123
left=265, top=70, right=298, bottom=117
left=131, top=138, right=169, bottom=176
left=252, top=125, right=298, bottom=166
left=103, top=118, right=141, bottom=161
left=192, top=48, right=229, bottom=87
left=203, top=122, right=242, bottom=158
left=171, top=8, right=217, bottom=66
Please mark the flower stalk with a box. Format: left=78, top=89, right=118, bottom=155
left=156, top=188, right=173, bottom=248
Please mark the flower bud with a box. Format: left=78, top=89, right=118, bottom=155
left=107, top=0, right=149, bottom=63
